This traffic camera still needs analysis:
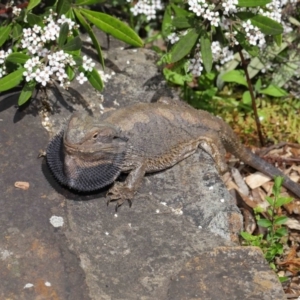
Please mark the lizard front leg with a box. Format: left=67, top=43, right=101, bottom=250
left=107, top=163, right=146, bottom=211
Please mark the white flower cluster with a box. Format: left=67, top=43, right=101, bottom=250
left=189, top=56, right=203, bottom=77
left=189, top=41, right=235, bottom=76
left=12, top=6, right=21, bottom=16
left=21, top=11, right=75, bottom=55
left=188, top=0, right=220, bottom=26
left=19, top=10, right=95, bottom=88
left=188, top=44, right=203, bottom=76
left=242, top=20, right=266, bottom=47
left=167, top=32, right=179, bottom=44
left=211, top=41, right=234, bottom=65
left=224, top=30, right=239, bottom=47
left=177, top=0, right=300, bottom=77
left=222, top=0, right=238, bottom=14
left=0, top=49, right=11, bottom=78
left=129, top=0, right=163, bottom=21
left=23, top=50, right=76, bottom=87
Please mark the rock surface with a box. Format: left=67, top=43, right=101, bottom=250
left=0, top=33, right=287, bottom=299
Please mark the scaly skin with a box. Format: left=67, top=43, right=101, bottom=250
left=46, top=97, right=300, bottom=210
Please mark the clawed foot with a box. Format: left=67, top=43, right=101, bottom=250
left=106, top=182, right=135, bottom=211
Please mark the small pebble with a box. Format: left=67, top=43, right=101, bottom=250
left=49, top=216, right=64, bottom=228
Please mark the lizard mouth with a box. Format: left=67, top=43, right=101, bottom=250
left=46, top=130, right=125, bottom=192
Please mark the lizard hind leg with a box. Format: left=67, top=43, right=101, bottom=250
left=198, top=135, right=228, bottom=174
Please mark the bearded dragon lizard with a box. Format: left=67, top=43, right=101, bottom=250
left=46, top=97, right=300, bottom=210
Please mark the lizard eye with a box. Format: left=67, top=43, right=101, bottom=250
left=92, top=133, right=98, bottom=139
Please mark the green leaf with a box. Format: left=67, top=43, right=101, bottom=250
left=273, top=34, right=282, bottom=47
left=27, top=0, right=41, bottom=11
left=172, top=16, right=193, bottom=29
left=265, top=196, right=274, bottom=206
left=240, top=231, right=257, bottom=241
left=260, top=84, right=288, bottom=97
left=163, top=68, right=192, bottom=86
left=72, top=55, right=83, bottom=66
left=58, top=22, right=69, bottom=48
left=66, top=65, right=75, bottom=81
left=267, top=208, right=273, bottom=217
left=75, top=0, right=105, bottom=4
left=73, top=8, right=104, bottom=68
left=169, top=28, right=199, bottom=63
left=275, top=196, right=293, bottom=208
left=18, top=81, right=36, bottom=106
left=272, top=48, right=298, bottom=87
left=62, top=36, right=82, bottom=51
left=162, top=5, right=172, bottom=37
left=171, top=4, right=191, bottom=17
left=279, top=276, right=289, bottom=283
left=56, top=0, right=71, bottom=16
left=257, top=219, right=272, bottom=228
left=254, top=78, right=262, bottom=92
left=242, top=91, right=251, bottom=105
left=251, top=15, right=283, bottom=35
left=200, top=33, right=212, bottom=73
left=274, top=216, right=288, bottom=225
left=289, top=16, right=300, bottom=27
left=0, top=68, right=24, bottom=92
left=79, top=8, right=143, bottom=47
left=236, top=12, right=255, bottom=20
left=87, top=67, right=103, bottom=91
left=275, top=227, right=288, bottom=237
left=0, top=25, right=12, bottom=47
left=273, top=176, right=284, bottom=195
left=221, top=70, right=247, bottom=87
left=238, top=0, right=272, bottom=7
left=12, top=23, right=23, bottom=40
left=6, top=53, right=30, bottom=64
left=27, top=13, right=43, bottom=27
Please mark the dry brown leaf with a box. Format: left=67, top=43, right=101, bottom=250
left=290, top=147, right=300, bottom=157
left=290, top=173, right=300, bottom=183
left=235, top=189, right=260, bottom=209
left=226, top=179, right=239, bottom=191
left=251, top=187, right=264, bottom=202
left=284, top=201, right=300, bottom=215
left=290, top=165, right=300, bottom=174
left=261, top=181, right=274, bottom=194
left=14, top=181, right=30, bottom=190
left=285, top=218, right=300, bottom=230
left=278, top=246, right=300, bottom=275
left=231, top=167, right=249, bottom=196
left=244, top=172, right=271, bottom=189
left=241, top=208, right=256, bottom=234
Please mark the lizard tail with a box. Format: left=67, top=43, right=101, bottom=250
left=242, top=149, right=300, bottom=199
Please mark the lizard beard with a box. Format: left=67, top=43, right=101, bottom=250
left=46, top=130, right=125, bottom=192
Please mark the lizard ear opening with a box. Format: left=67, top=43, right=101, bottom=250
left=46, top=130, right=125, bottom=192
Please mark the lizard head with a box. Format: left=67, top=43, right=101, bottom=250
left=46, top=112, right=127, bottom=192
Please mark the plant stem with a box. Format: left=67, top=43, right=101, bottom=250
left=238, top=47, right=265, bottom=146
